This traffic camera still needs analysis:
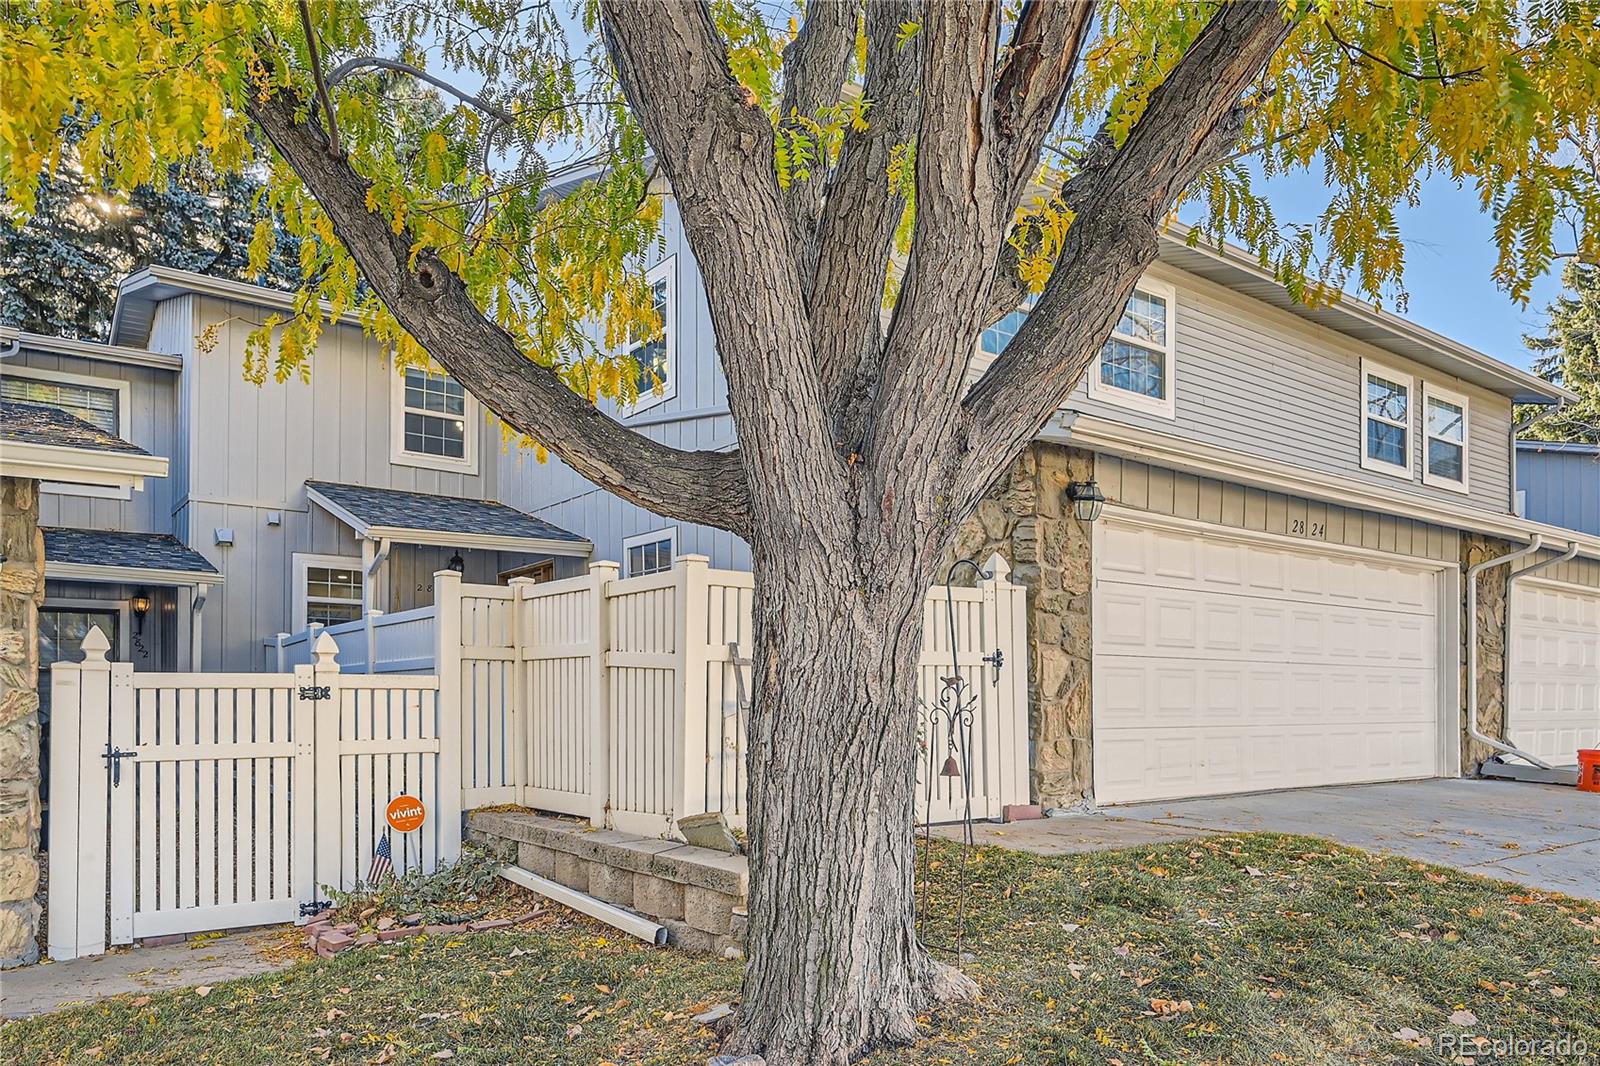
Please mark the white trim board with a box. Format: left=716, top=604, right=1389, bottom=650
left=1054, top=413, right=1600, bottom=564
left=46, top=561, right=221, bottom=588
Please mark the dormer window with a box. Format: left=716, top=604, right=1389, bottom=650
left=391, top=365, right=479, bottom=474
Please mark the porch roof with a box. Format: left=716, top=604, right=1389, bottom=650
left=1, top=401, right=168, bottom=490
left=43, top=527, right=223, bottom=587
left=305, top=480, right=592, bottom=556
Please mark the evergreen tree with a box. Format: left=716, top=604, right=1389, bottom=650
left=0, top=125, right=299, bottom=341
left=1521, top=261, right=1600, bottom=444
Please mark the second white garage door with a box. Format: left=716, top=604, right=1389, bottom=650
left=1093, top=516, right=1443, bottom=805
left=1508, top=580, right=1600, bottom=764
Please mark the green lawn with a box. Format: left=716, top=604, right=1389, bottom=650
left=6, top=833, right=1596, bottom=1065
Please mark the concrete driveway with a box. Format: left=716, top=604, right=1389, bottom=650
left=959, top=779, right=1600, bottom=900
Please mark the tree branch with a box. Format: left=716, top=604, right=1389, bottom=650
left=958, top=1, right=1295, bottom=509
left=297, top=0, right=341, bottom=155
left=598, top=1, right=846, bottom=535
left=245, top=86, right=752, bottom=536
left=808, top=0, right=923, bottom=447
left=778, top=0, right=860, bottom=269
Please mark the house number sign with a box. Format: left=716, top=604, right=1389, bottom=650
left=1289, top=519, right=1326, bottom=539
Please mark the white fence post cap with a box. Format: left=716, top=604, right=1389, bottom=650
left=312, top=631, right=340, bottom=665
left=80, top=625, right=111, bottom=662
left=983, top=552, right=1012, bottom=582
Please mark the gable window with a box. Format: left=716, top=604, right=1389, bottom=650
left=1360, top=359, right=1413, bottom=478
left=1422, top=382, right=1469, bottom=492
left=1086, top=281, right=1177, bottom=418
left=0, top=365, right=132, bottom=499
left=624, top=527, right=676, bottom=578
left=391, top=365, right=479, bottom=474
left=628, top=256, right=677, bottom=413
left=293, top=553, right=364, bottom=629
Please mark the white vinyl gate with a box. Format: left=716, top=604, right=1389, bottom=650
left=48, top=630, right=458, bottom=961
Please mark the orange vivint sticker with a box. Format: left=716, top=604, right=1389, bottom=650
left=386, top=795, right=426, bottom=833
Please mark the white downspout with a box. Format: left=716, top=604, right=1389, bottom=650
left=190, top=582, right=209, bottom=669
left=1466, top=535, right=1547, bottom=769
left=362, top=536, right=392, bottom=613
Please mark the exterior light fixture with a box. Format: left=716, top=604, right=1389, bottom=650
left=130, top=591, right=151, bottom=634
left=447, top=550, right=466, bottom=574
left=1066, top=479, right=1106, bottom=523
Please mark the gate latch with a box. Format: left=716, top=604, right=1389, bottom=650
left=298, top=685, right=331, bottom=701
left=102, top=743, right=137, bottom=787
left=299, top=899, right=334, bottom=918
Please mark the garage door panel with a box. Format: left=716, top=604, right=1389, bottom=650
left=1094, top=518, right=1442, bottom=805
left=1508, top=582, right=1600, bottom=764
left=1098, top=582, right=1435, bottom=669
left=1094, top=721, right=1438, bottom=804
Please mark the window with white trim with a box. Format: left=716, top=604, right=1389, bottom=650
left=391, top=365, right=479, bottom=473
left=623, top=528, right=676, bottom=577
left=979, top=283, right=1177, bottom=418
left=0, top=364, right=132, bottom=499
left=627, top=257, right=677, bottom=413
left=1422, top=382, right=1469, bottom=492
left=293, top=553, right=364, bottom=629
left=1360, top=359, right=1413, bottom=478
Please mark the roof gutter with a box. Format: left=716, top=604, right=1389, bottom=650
left=1466, top=535, right=1548, bottom=769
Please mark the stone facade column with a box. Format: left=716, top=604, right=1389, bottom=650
left=948, top=442, right=1095, bottom=807
left=0, top=476, right=44, bottom=967
left=1461, top=533, right=1514, bottom=773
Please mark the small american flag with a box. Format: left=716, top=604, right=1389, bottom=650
left=367, top=834, right=394, bottom=886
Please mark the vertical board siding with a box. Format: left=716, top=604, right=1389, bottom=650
left=1517, top=446, right=1600, bottom=539
left=1097, top=454, right=1461, bottom=564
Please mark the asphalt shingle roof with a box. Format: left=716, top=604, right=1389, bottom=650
left=306, top=481, right=588, bottom=544
left=2, top=400, right=148, bottom=454
left=43, top=527, right=220, bottom=575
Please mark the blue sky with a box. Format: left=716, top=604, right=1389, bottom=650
left=1229, top=170, right=1564, bottom=373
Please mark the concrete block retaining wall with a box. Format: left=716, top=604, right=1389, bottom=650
left=467, top=809, right=748, bottom=956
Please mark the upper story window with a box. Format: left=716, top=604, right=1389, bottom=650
left=977, top=281, right=1177, bottom=420
left=1360, top=359, right=1413, bottom=479
left=391, top=365, right=479, bottom=474
left=0, top=364, right=132, bottom=499
left=624, top=527, right=676, bottom=577
left=1087, top=282, right=1177, bottom=418
left=628, top=256, right=677, bottom=414
left=1422, top=382, right=1469, bottom=493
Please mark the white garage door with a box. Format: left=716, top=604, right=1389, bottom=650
left=1093, top=517, right=1442, bottom=804
left=1508, top=581, right=1600, bottom=764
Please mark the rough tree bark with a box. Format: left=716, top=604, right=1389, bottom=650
left=255, top=3, right=1297, bottom=1062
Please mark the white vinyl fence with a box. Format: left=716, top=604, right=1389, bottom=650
left=49, top=632, right=456, bottom=962
left=53, top=554, right=1028, bottom=958
left=273, top=554, right=1031, bottom=837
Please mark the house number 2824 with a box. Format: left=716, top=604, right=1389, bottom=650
left=1290, top=519, right=1326, bottom=539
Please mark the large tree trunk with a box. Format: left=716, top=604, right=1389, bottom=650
left=726, top=537, right=977, bottom=1064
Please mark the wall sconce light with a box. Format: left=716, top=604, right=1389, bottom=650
left=1065, top=480, right=1106, bottom=523
left=447, top=551, right=466, bottom=574
left=130, top=591, right=151, bottom=634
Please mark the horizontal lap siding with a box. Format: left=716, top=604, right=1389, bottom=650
left=1070, top=264, right=1514, bottom=516
left=1096, top=454, right=1460, bottom=564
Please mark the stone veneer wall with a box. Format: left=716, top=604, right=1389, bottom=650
left=467, top=810, right=748, bottom=958
left=945, top=442, right=1095, bottom=807
left=1461, top=533, right=1515, bottom=773
left=0, top=476, right=44, bottom=967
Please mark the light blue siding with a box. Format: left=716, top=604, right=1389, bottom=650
left=1517, top=442, right=1600, bottom=537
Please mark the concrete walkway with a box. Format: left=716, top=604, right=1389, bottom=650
left=957, top=780, right=1600, bottom=900
left=0, top=928, right=295, bottom=1020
